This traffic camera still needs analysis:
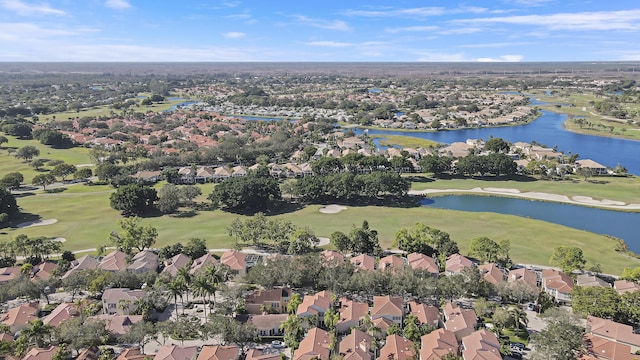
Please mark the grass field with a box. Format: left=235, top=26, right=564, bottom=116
left=2, top=183, right=639, bottom=274
left=371, top=135, right=440, bottom=149
left=408, top=175, right=640, bottom=205
left=0, top=136, right=93, bottom=182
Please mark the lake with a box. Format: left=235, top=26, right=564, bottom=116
left=420, top=195, right=640, bottom=253
left=355, top=110, right=640, bottom=174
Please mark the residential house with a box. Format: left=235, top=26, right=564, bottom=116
left=213, top=167, right=232, bottom=181
left=31, top=261, right=58, bottom=282
left=0, top=266, right=20, bottom=285
left=477, top=263, right=504, bottom=285
left=231, top=166, right=247, bottom=177
left=576, top=274, right=611, bottom=288
left=378, top=255, right=405, bottom=272
left=76, top=347, right=99, bottom=360
left=1, top=302, right=39, bottom=333
left=372, top=317, right=395, bottom=339
left=378, top=334, right=415, bottom=360
left=248, top=314, right=288, bottom=337
left=614, top=280, right=640, bottom=295
left=420, top=328, right=459, bottom=360
left=582, top=333, right=638, bottom=360
left=337, top=298, right=369, bottom=334
left=507, top=268, right=539, bottom=289
left=350, top=254, right=376, bottom=272
left=127, top=250, right=158, bottom=274
left=575, top=159, right=609, bottom=175
left=116, top=348, right=149, bottom=360
left=541, top=269, right=574, bottom=303
left=445, top=254, right=474, bottom=276
left=321, top=250, right=345, bottom=266
left=161, top=254, right=192, bottom=277
left=155, top=345, right=198, bottom=360
left=407, top=301, right=439, bottom=329
left=245, top=288, right=291, bottom=315
left=62, top=255, right=98, bottom=279
left=245, top=349, right=280, bottom=360
left=407, top=253, right=439, bottom=276
left=98, top=251, right=128, bottom=272
left=443, top=303, right=478, bottom=342
left=461, top=329, right=501, bottom=360
left=338, top=329, right=374, bottom=360
left=42, top=303, right=78, bottom=327
left=189, top=253, right=218, bottom=275
left=131, top=170, right=162, bottom=183
left=293, top=327, right=331, bottom=360
left=221, top=250, right=247, bottom=276
left=195, top=166, right=215, bottom=183
left=90, top=314, right=143, bottom=336
left=21, top=346, right=59, bottom=360
left=371, top=296, right=404, bottom=326
left=101, top=288, right=146, bottom=315
left=296, top=290, right=333, bottom=327
left=197, top=345, right=239, bottom=360
left=586, top=316, right=640, bottom=355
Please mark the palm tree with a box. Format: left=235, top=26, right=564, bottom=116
left=287, top=293, right=302, bottom=315
left=192, top=275, right=214, bottom=322
left=21, top=319, right=53, bottom=348
left=509, top=306, right=528, bottom=330
left=204, top=264, right=226, bottom=307
left=167, top=278, right=186, bottom=320
left=177, top=267, right=192, bottom=305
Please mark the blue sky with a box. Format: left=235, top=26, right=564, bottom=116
left=1, top=0, right=639, bottom=62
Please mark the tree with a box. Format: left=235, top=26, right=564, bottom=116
left=51, top=163, right=77, bottom=181
left=484, top=137, right=511, bottom=153
left=30, top=159, right=46, bottom=171
left=19, top=319, right=54, bottom=348
left=620, top=267, right=640, bottom=282
left=0, top=172, right=23, bottom=190
left=393, top=223, right=452, bottom=256
left=468, top=236, right=501, bottom=263
left=0, top=188, right=18, bottom=226
left=183, top=237, right=207, bottom=259
left=74, top=168, right=93, bottom=181
left=330, top=231, right=350, bottom=252
left=2, top=123, right=32, bottom=139
left=287, top=227, right=318, bottom=255
left=348, top=220, right=382, bottom=256
left=0, top=135, right=7, bottom=147
left=280, top=314, right=304, bottom=350
left=167, top=278, right=186, bottom=320
left=109, top=183, right=158, bottom=216
left=209, top=175, right=281, bottom=213
left=32, top=173, right=56, bottom=190
left=15, top=146, right=40, bottom=162
left=418, top=154, right=452, bottom=176
left=549, top=246, right=586, bottom=273
left=95, top=163, right=120, bottom=182
left=109, top=217, right=158, bottom=255
left=531, top=308, right=584, bottom=360
left=157, top=184, right=181, bottom=213
left=57, top=317, right=110, bottom=356
left=571, top=286, right=623, bottom=321
left=122, top=321, right=156, bottom=354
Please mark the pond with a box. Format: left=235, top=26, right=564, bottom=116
left=355, top=110, right=640, bottom=174
left=420, top=195, right=640, bottom=253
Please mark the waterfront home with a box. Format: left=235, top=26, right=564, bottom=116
left=477, top=263, right=504, bottom=285
left=576, top=274, right=611, bottom=288
left=613, top=280, right=640, bottom=295
left=507, top=268, right=539, bottom=289
left=445, top=254, right=474, bottom=276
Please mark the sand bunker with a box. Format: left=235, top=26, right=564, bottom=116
left=51, top=237, right=66, bottom=243
left=16, top=219, right=58, bottom=228
left=319, top=205, right=348, bottom=214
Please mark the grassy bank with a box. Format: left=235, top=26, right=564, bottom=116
left=371, top=135, right=440, bottom=149
left=409, top=175, right=640, bottom=205
left=3, top=185, right=638, bottom=274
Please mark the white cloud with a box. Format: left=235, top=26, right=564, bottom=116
left=455, top=9, right=640, bottom=31
left=0, top=22, right=98, bottom=41
left=306, top=41, right=352, bottom=47
left=503, top=0, right=552, bottom=6
left=344, top=7, right=446, bottom=18
left=105, top=0, right=131, bottom=10
left=477, top=55, right=524, bottom=62
left=415, top=51, right=468, bottom=62
left=292, top=15, right=350, bottom=31
left=0, top=0, right=65, bottom=16
left=459, top=42, right=530, bottom=48
left=223, top=32, right=246, bottom=39
left=384, top=25, right=439, bottom=34
left=438, top=27, right=485, bottom=35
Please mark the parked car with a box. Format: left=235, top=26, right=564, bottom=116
left=271, top=340, right=285, bottom=348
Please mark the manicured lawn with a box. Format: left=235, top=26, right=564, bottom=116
left=371, top=135, right=440, bottom=149
left=0, top=136, right=93, bottom=182
left=4, top=189, right=639, bottom=274
left=409, top=175, right=640, bottom=205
